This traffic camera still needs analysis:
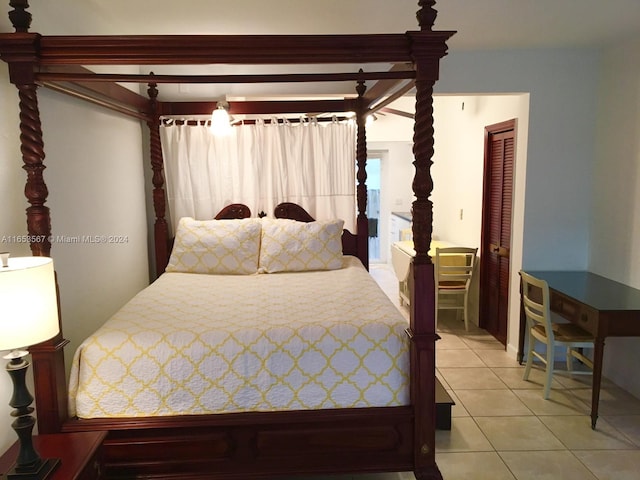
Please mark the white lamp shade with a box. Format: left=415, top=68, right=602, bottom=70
left=0, top=256, right=60, bottom=351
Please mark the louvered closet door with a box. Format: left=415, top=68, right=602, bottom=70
left=480, top=120, right=515, bottom=345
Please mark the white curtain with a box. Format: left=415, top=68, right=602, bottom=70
left=160, top=118, right=356, bottom=232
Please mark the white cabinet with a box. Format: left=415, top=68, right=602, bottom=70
left=390, top=212, right=411, bottom=247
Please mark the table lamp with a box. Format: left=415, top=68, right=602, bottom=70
left=0, top=254, right=60, bottom=479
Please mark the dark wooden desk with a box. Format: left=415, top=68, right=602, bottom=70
left=518, top=270, right=640, bottom=429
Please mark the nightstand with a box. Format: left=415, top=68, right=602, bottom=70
left=0, top=431, right=105, bottom=480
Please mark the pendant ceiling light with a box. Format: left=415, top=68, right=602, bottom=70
left=210, top=100, right=233, bottom=136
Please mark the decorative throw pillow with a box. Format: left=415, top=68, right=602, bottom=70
left=259, top=218, right=344, bottom=273
left=166, top=217, right=261, bottom=274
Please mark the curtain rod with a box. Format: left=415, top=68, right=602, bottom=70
left=161, top=116, right=351, bottom=126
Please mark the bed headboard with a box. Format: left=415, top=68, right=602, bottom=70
left=273, top=202, right=315, bottom=222
left=214, top=203, right=251, bottom=220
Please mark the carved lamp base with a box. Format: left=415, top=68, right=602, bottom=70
left=4, top=353, right=60, bottom=480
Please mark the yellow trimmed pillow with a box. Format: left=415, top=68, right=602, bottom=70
left=166, top=217, right=261, bottom=274
left=259, top=218, right=344, bottom=273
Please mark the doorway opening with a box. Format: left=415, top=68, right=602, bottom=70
left=366, top=157, right=381, bottom=262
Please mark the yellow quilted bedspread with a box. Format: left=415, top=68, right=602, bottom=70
left=68, top=257, right=410, bottom=418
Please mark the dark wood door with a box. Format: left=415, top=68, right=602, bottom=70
left=479, top=119, right=516, bottom=345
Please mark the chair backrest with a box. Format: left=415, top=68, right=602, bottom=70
left=434, top=247, right=477, bottom=288
left=519, top=270, right=553, bottom=335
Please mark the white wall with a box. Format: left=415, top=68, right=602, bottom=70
left=39, top=89, right=150, bottom=371
left=431, top=95, right=530, bottom=249
left=437, top=48, right=600, bottom=270
left=589, top=35, right=640, bottom=398
left=0, top=65, right=149, bottom=451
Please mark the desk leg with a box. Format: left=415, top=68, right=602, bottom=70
left=517, top=278, right=525, bottom=364
left=591, top=337, right=605, bottom=430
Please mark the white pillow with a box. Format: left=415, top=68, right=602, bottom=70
left=166, top=217, right=261, bottom=274
left=259, top=218, right=344, bottom=273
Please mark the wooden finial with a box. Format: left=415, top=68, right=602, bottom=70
left=9, top=0, right=31, bottom=33
left=416, top=0, right=438, bottom=31
left=147, top=72, right=158, bottom=101
left=356, top=69, right=366, bottom=98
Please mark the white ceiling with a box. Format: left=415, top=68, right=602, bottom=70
left=2, top=0, right=639, bottom=102
left=3, top=0, right=638, bottom=49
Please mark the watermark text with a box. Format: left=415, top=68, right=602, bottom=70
left=1, top=234, right=129, bottom=244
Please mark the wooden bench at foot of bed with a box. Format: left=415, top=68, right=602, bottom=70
left=435, top=378, right=454, bottom=431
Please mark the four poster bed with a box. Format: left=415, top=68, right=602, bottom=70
left=0, top=1, right=454, bottom=479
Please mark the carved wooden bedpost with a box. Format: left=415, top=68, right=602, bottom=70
left=147, top=79, right=170, bottom=277
left=355, top=74, right=369, bottom=270
left=409, top=1, right=452, bottom=479
left=18, top=82, right=52, bottom=257
left=3, top=0, right=70, bottom=434
left=5, top=2, right=50, bottom=257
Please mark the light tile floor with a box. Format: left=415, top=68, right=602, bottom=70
left=277, top=264, right=640, bottom=479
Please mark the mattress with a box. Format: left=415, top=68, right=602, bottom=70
left=68, top=256, right=410, bottom=418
